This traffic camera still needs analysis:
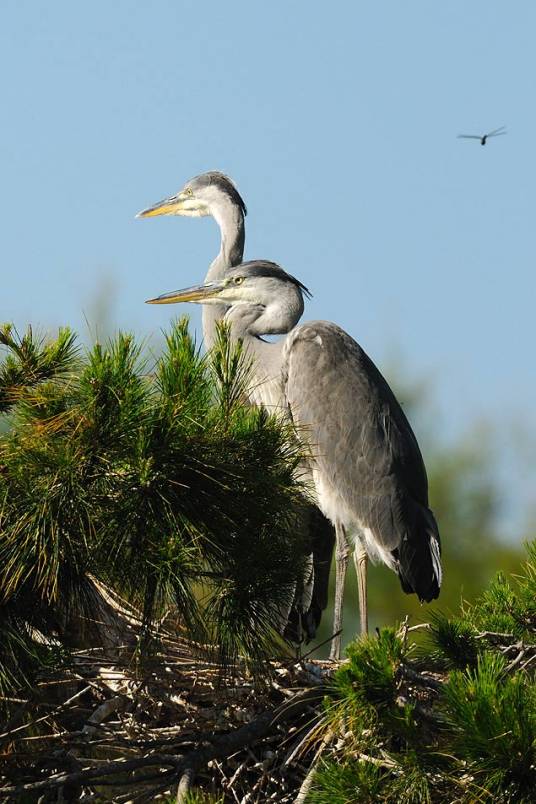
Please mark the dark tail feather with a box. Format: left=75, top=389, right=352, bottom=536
left=396, top=505, right=441, bottom=602
left=302, top=507, right=335, bottom=639
left=284, top=505, right=335, bottom=643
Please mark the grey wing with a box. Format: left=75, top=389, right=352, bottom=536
left=486, top=126, right=507, bottom=137
left=283, top=322, right=441, bottom=601
left=284, top=321, right=429, bottom=511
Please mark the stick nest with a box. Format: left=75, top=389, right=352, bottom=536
left=0, top=585, right=333, bottom=803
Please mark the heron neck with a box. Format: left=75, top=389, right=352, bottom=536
left=224, top=316, right=287, bottom=409
left=207, top=204, right=245, bottom=279
left=203, top=203, right=245, bottom=348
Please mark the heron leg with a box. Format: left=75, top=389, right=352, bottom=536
left=330, top=523, right=349, bottom=661
left=353, top=541, right=368, bottom=636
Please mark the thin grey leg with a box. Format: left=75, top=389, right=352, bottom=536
left=353, top=541, right=368, bottom=636
left=330, top=523, right=349, bottom=661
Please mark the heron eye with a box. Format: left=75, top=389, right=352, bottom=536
left=233, top=277, right=244, bottom=285
left=184, top=187, right=193, bottom=197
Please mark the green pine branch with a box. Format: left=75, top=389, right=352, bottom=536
left=0, top=324, right=78, bottom=414
left=0, top=319, right=310, bottom=700
left=311, top=540, right=536, bottom=803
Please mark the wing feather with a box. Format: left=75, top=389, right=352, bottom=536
left=283, top=321, right=441, bottom=600
left=284, top=321, right=428, bottom=507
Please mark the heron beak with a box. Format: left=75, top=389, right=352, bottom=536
left=137, top=201, right=177, bottom=218
left=146, top=281, right=225, bottom=305
left=136, top=194, right=186, bottom=218
left=136, top=192, right=208, bottom=218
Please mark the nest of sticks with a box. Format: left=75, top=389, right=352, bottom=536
left=1, top=585, right=482, bottom=802
left=0, top=584, right=334, bottom=803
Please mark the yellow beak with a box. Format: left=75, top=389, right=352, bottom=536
left=136, top=191, right=208, bottom=219
left=146, top=281, right=225, bottom=305
left=136, top=194, right=185, bottom=218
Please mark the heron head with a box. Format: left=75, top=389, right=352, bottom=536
left=146, top=261, right=310, bottom=334
left=136, top=171, right=247, bottom=220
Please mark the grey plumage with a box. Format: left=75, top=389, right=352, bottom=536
left=146, top=260, right=442, bottom=659
left=283, top=320, right=441, bottom=602
left=229, top=260, right=311, bottom=298
left=197, top=171, right=248, bottom=217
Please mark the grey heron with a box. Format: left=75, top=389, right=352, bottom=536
left=137, top=171, right=246, bottom=349
left=457, top=126, right=507, bottom=145
left=137, top=172, right=334, bottom=643
left=146, top=261, right=442, bottom=660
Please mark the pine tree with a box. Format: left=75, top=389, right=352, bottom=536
left=1, top=322, right=534, bottom=803
left=0, top=320, right=309, bottom=699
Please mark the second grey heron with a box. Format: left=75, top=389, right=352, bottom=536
left=137, top=172, right=334, bottom=644
left=146, top=261, right=442, bottom=660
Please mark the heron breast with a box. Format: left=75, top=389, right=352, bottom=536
left=248, top=375, right=287, bottom=413
left=310, top=468, right=398, bottom=570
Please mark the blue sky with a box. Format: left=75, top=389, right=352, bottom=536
left=1, top=2, right=535, bottom=528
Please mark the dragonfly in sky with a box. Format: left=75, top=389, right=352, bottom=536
left=457, top=126, right=507, bottom=145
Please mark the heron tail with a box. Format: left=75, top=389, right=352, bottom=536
left=396, top=504, right=442, bottom=602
